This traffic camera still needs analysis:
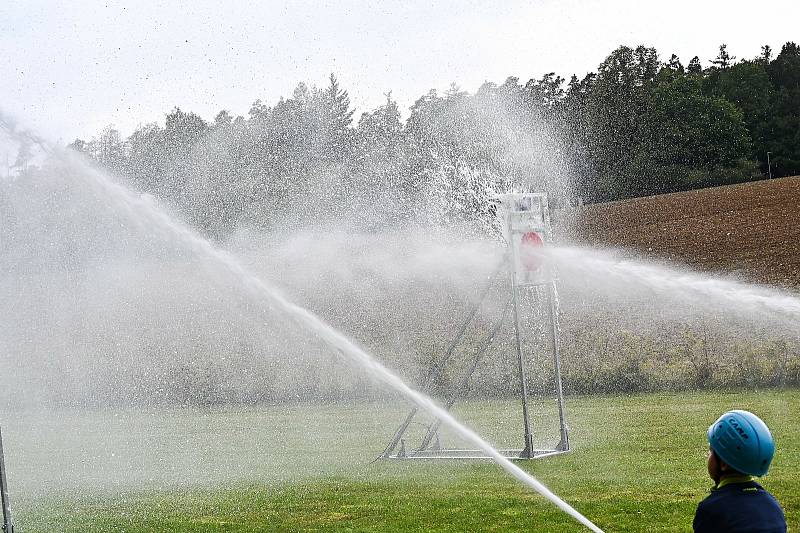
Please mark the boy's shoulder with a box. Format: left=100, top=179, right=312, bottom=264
left=695, top=481, right=786, bottom=533
left=699, top=480, right=782, bottom=511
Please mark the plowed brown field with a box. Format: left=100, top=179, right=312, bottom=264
left=570, top=176, right=800, bottom=289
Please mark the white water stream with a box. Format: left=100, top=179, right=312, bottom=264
left=549, top=246, right=800, bottom=324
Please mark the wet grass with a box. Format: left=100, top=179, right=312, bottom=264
left=13, top=389, right=799, bottom=532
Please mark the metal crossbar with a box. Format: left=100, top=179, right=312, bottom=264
left=413, top=299, right=512, bottom=454
left=378, top=260, right=507, bottom=460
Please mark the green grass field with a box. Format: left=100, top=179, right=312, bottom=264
left=8, top=389, right=798, bottom=532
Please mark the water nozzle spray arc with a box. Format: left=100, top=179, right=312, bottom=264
left=0, top=118, right=604, bottom=532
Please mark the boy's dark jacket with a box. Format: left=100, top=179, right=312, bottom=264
left=693, top=476, right=786, bottom=533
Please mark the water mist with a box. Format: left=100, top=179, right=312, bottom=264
left=0, top=118, right=605, bottom=531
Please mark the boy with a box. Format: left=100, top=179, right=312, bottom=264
left=694, top=410, right=787, bottom=532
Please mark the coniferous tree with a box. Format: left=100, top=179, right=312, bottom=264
left=759, top=45, right=773, bottom=65
left=766, top=42, right=800, bottom=176
left=665, top=54, right=684, bottom=74
left=687, top=56, right=703, bottom=74
left=711, top=44, right=736, bottom=69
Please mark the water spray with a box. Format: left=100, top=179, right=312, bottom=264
left=0, top=117, right=605, bottom=531
left=549, top=246, right=800, bottom=324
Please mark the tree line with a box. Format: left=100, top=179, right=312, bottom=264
left=70, top=42, right=800, bottom=238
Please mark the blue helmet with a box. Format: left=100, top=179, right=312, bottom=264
left=707, top=410, right=775, bottom=477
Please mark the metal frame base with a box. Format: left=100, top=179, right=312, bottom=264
left=386, top=448, right=570, bottom=460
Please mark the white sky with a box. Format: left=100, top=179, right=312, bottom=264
left=2, top=0, right=799, bottom=143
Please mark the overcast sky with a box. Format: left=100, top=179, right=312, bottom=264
left=2, top=0, right=799, bottom=143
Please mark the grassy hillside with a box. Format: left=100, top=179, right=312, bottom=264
left=571, top=176, right=800, bottom=289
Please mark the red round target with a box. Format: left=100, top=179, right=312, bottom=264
left=520, top=231, right=544, bottom=271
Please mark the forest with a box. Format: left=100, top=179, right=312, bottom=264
left=66, top=42, right=800, bottom=239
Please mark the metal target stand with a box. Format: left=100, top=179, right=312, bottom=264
left=381, top=193, right=569, bottom=461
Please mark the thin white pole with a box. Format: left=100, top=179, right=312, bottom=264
left=0, top=426, right=14, bottom=533
left=767, top=152, right=772, bottom=179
